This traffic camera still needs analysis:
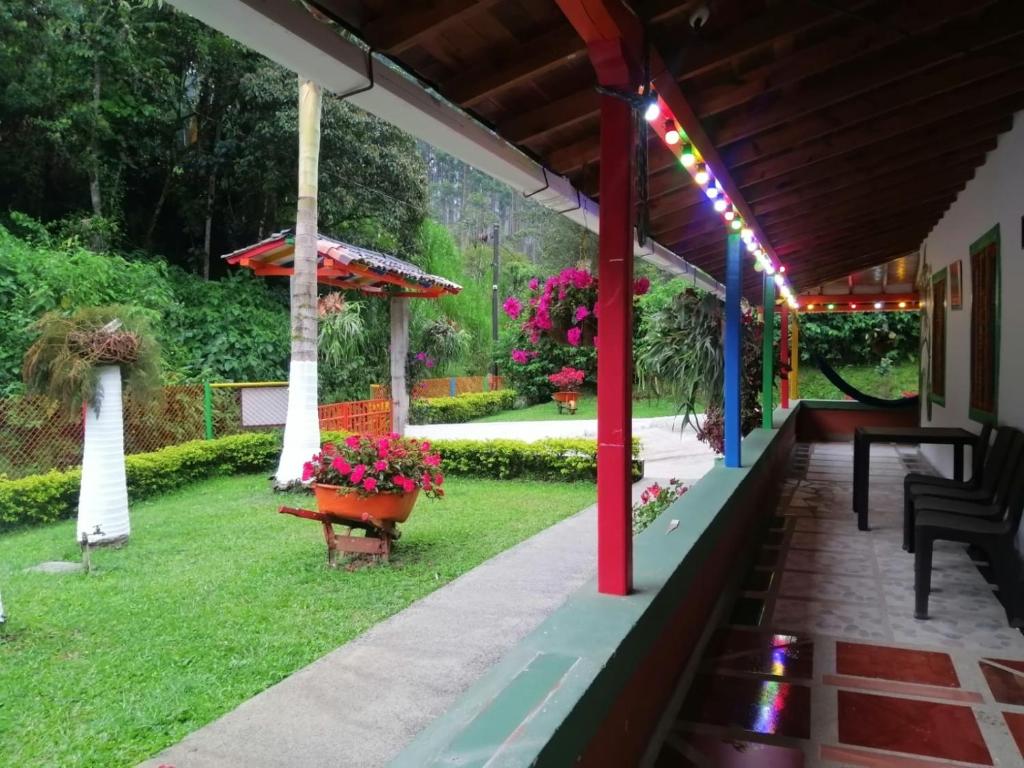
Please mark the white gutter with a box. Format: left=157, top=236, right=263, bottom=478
left=167, top=0, right=724, bottom=297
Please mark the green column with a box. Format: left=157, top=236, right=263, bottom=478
left=762, top=275, right=776, bottom=429
left=203, top=380, right=214, bottom=440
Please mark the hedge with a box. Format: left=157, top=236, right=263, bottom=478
left=2, top=430, right=640, bottom=531
left=0, top=432, right=279, bottom=531
left=409, top=389, right=515, bottom=425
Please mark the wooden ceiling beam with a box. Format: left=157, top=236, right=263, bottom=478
left=773, top=208, right=954, bottom=258
left=754, top=152, right=988, bottom=225
left=689, top=0, right=991, bottom=118
left=739, top=110, right=1014, bottom=204
left=723, top=60, right=1024, bottom=171
left=363, top=0, right=501, bottom=54
left=442, top=26, right=586, bottom=107
left=711, top=4, right=1024, bottom=147
left=792, top=244, right=923, bottom=288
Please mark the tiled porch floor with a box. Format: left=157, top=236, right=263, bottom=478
left=655, top=442, right=1024, bottom=767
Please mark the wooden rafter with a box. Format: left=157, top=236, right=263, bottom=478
left=362, top=0, right=501, bottom=54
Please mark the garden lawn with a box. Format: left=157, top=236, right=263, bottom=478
left=472, top=392, right=682, bottom=422
left=796, top=361, right=919, bottom=401
left=0, top=475, right=595, bottom=768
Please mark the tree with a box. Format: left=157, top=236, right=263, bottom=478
left=275, top=77, right=322, bottom=486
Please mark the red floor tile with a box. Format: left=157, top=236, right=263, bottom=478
left=1005, top=712, right=1024, bottom=759
left=836, top=642, right=959, bottom=688
left=837, top=690, right=991, bottom=765
left=979, top=660, right=1024, bottom=705
left=680, top=673, right=811, bottom=739
left=705, top=630, right=814, bottom=679
left=659, top=733, right=805, bottom=767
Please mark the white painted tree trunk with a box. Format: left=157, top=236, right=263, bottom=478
left=78, top=365, right=130, bottom=544
left=275, top=77, right=322, bottom=485
left=390, top=297, right=410, bottom=435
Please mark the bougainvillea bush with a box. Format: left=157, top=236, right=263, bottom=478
left=632, top=479, right=688, bottom=534
left=547, top=366, right=585, bottom=391
left=303, top=434, right=445, bottom=497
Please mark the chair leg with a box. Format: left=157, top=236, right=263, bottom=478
left=914, top=533, right=934, bottom=620
left=903, top=493, right=915, bottom=552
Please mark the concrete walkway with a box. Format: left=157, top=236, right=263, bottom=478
left=141, top=422, right=715, bottom=768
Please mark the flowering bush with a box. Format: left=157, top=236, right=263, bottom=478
left=303, top=434, right=445, bottom=498
left=505, top=267, right=652, bottom=353
left=547, top=366, right=585, bottom=390
left=632, top=479, right=688, bottom=534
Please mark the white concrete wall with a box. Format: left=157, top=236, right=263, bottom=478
left=919, top=111, right=1024, bottom=477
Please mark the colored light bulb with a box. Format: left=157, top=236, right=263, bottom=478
left=664, top=119, right=680, bottom=145
left=731, top=219, right=742, bottom=230
left=644, top=100, right=660, bottom=122
left=898, top=301, right=907, bottom=308
left=694, top=163, right=710, bottom=185
left=874, top=301, right=883, bottom=309
left=680, top=143, right=695, bottom=167
left=706, top=184, right=720, bottom=199
left=774, top=274, right=784, bottom=287
left=713, top=198, right=727, bottom=212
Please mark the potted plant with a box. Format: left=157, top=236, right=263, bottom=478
left=23, top=306, right=160, bottom=546
left=302, top=434, right=444, bottom=528
left=547, top=366, right=585, bottom=414
left=503, top=269, right=650, bottom=349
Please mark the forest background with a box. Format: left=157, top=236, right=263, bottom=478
left=0, top=0, right=917, bottom=405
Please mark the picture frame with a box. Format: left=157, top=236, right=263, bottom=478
left=949, top=260, right=962, bottom=310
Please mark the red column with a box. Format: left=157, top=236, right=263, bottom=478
left=780, top=302, right=790, bottom=409
left=593, top=44, right=636, bottom=596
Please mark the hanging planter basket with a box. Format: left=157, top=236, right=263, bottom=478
left=313, top=484, right=420, bottom=526
left=547, top=316, right=597, bottom=347
left=67, top=328, right=142, bottom=365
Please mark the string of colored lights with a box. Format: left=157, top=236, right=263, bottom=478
left=643, top=94, right=800, bottom=311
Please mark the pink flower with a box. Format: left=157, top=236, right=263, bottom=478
left=502, top=296, right=523, bottom=319
left=420, top=441, right=431, bottom=451
left=633, top=276, right=651, bottom=296
left=302, top=462, right=314, bottom=482
left=345, top=435, right=361, bottom=448
left=425, top=358, right=435, bottom=369
left=570, top=270, right=592, bottom=290
left=424, top=453, right=442, bottom=467
left=641, top=491, right=650, bottom=503
left=350, top=464, right=367, bottom=483
left=331, top=457, right=351, bottom=475
left=566, top=327, right=582, bottom=346
left=433, top=473, right=444, bottom=486
left=574, top=305, right=590, bottom=323
left=374, top=460, right=388, bottom=472
left=362, top=477, right=378, bottom=492
left=529, top=277, right=539, bottom=291
left=511, top=349, right=530, bottom=364
left=421, top=472, right=433, bottom=490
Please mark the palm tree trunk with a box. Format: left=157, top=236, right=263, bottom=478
left=275, top=77, right=323, bottom=486
left=78, top=365, right=130, bottom=544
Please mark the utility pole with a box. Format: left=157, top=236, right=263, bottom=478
left=491, top=222, right=500, bottom=377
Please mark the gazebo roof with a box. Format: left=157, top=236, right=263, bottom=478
left=223, top=229, right=462, bottom=298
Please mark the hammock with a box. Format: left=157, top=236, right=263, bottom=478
left=813, top=355, right=919, bottom=409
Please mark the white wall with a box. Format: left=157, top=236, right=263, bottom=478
left=920, top=111, right=1024, bottom=477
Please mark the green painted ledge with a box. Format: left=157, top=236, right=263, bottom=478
left=390, top=406, right=800, bottom=768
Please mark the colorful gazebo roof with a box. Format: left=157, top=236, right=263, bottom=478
left=223, top=229, right=461, bottom=298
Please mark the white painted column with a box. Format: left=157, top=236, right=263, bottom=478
left=390, top=297, right=410, bottom=435
left=77, top=365, right=130, bottom=544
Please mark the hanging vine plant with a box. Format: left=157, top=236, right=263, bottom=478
left=23, top=305, right=161, bottom=414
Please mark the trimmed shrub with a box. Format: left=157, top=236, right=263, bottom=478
left=420, top=437, right=642, bottom=482
left=409, top=389, right=515, bottom=424
left=0, top=432, right=279, bottom=531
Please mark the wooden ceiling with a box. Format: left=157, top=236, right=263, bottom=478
left=311, top=0, right=1024, bottom=296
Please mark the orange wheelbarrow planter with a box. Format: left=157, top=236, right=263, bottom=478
left=552, top=390, right=579, bottom=415
left=279, top=488, right=419, bottom=565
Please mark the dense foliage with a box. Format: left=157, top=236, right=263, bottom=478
left=409, top=390, right=516, bottom=425
left=797, top=312, right=919, bottom=365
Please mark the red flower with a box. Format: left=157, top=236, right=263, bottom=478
left=350, top=464, right=367, bottom=483
left=362, top=477, right=378, bottom=492
left=345, top=435, right=361, bottom=449
left=322, top=443, right=336, bottom=454
left=633, top=276, right=651, bottom=295
left=301, top=462, right=314, bottom=482
left=420, top=441, right=431, bottom=452
left=433, top=473, right=444, bottom=486
left=424, top=453, right=441, bottom=467
left=374, top=459, right=388, bottom=472
left=332, top=456, right=351, bottom=475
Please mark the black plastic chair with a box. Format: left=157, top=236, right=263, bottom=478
left=913, top=447, right=1024, bottom=620
left=903, top=427, right=1020, bottom=551
left=903, top=423, right=992, bottom=492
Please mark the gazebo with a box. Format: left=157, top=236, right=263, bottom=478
left=223, top=228, right=461, bottom=434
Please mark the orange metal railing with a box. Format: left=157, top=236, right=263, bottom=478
left=370, top=375, right=505, bottom=401
left=318, top=398, right=392, bottom=435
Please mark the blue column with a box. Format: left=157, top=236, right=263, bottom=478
left=724, top=233, right=742, bottom=468
left=449, top=377, right=457, bottom=397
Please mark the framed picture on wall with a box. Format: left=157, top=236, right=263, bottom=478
left=949, top=260, right=963, bottom=310
left=929, top=268, right=947, bottom=407
left=969, top=225, right=1000, bottom=424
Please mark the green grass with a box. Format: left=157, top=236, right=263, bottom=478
left=0, top=475, right=595, bottom=768
left=796, top=362, right=919, bottom=401
left=472, top=393, right=682, bottom=422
